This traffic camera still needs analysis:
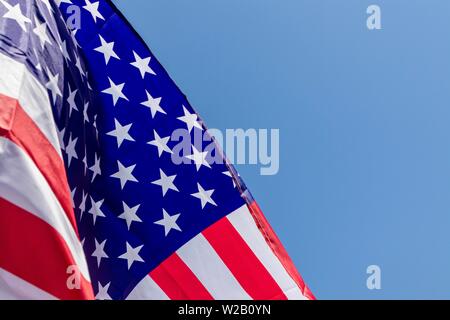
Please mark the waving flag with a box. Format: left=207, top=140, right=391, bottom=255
left=0, top=0, right=314, bottom=300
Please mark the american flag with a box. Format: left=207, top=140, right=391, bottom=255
left=0, top=0, right=314, bottom=300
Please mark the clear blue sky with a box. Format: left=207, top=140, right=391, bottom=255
left=112, top=0, right=450, bottom=299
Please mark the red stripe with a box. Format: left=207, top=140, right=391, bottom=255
left=247, top=202, right=315, bottom=300
left=0, top=198, right=94, bottom=300
left=0, top=93, right=78, bottom=232
left=0, top=93, right=15, bottom=133
left=202, top=217, right=287, bottom=300
left=150, top=254, right=213, bottom=300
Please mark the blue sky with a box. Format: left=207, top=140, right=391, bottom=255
left=113, top=0, right=450, bottom=299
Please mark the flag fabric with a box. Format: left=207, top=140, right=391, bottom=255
left=0, top=0, right=314, bottom=300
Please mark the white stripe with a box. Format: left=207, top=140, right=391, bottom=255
left=227, top=205, right=307, bottom=300
left=127, top=276, right=169, bottom=300
left=0, top=137, right=90, bottom=281
left=0, top=268, right=57, bottom=300
left=0, top=53, right=62, bottom=156
left=177, top=233, right=251, bottom=300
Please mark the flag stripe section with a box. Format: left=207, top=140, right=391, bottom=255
left=0, top=268, right=57, bottom=300
left=0, top=93, right=78, bottom=230
left=150, top=254, right=214, bottom=300
left=126, top=276, right=169, bottom=300
left=246, top=202, right=315, bottom=300
left=0, top=137, right=90, bottom=281
left=177, top=233, right=252, bottom=300
left=202, top=216, right=288, bottom=300
left=0, top=53, right=62, bottom=156
left=0, top=197, right=93, bottom=300
left=228, top=204, right=307, bottom=300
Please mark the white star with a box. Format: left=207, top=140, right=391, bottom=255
left=88, top=197, right=106, bottom=225
left=45, top=68, right=62, bottom=102
left=65, top=134, right=78, bottom=166
left=106, top=119, right=135, bottom=148
left=70, top=29, right=81, bottom=49
left=75, top=55, right=85, bottom=77
left=148, top=130, right=172, bottom=157
left=70, top=187, right=76, bottom=209
left=140, top=90, right=166, bottom=118
left=191, top=183, right=217, bottom=209
left=110, top=161, right=138, bottom=190
left=102, top=78, right=128, bottom=106
left=223, top=171, right=236, bottom=188
left=61, top=40, right=71, bottom=62
left=81, top=152, right=88, bottom=175
left=66, top=84, right=78, bottom=117
left=93, top=113, right=98, bottom=129
left=151, top=169, right=178, bottom=196
left=86, top=72, right=93, bottom=90
left=55, top=0, right=73, bottom=6
left=89, top=153, right=101, bottom=182
left=96, top=282, right=111, bottom=300
left=57, top=127, right=66, bottom=151
left=83, top=0, right=104, bottom=23
left=33, top=17, right=52, bottom=49
left=78, top=191, right=88, bottom=220
left=93, top=114, right=99, bottom=140
left=186, top=146, right=211, bottom=171
left=223, top=170, right=232, bottom=178
left=94, top=35, right=119, bottom=64
left=130, top=51, right=156, bottom=78
left=119, top=242, right=144, bottom=270
left=154, top=209, right=182, bottom=236
left=83, top=101, right=89, bottom=123
left=118, top=202, right=142, bottom=230
left=0, top=0, right=31, bottom=31
left=92, top=238, right=108, bottom=267
left=177, top=106, right=202, bottom=133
